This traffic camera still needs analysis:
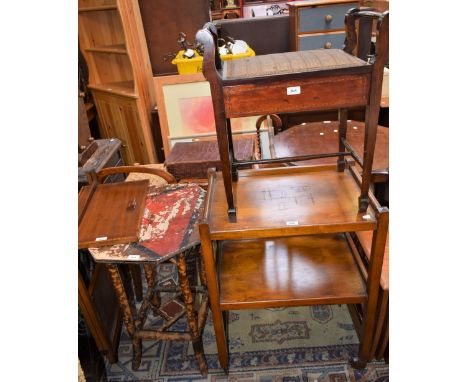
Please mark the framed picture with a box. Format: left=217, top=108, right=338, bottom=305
left=153, top=73, right=271, bottom=157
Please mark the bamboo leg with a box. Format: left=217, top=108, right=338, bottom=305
left=106, top=264, right=142, bottom=370
left=132, top=337, right=142, bottom=370
left=176, top=251, right=208, bottom=377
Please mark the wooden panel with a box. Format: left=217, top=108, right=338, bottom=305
left=88, top=52, right=134, bottom=85
left=219, top=234, right=367, bottom=310
left=79, top=0, right=117, bottom=9
left=93, top=91, right=150, bottom=164
left=117, top=102, right=146, bottom=164
left=89, top=80, right=137, bottom=98
left=207, top=166, right=377, bottom=240
left=298, top=31, right=346, bottom=50
left=78, top=180, right=149, bottom=249
left=298, top=3, right=359, bottom=33
left=223, top=73, right=370, bottom=118
left=93, top=94, right=114, bottom=138
left=78, top=9, right=125, bottom=48
left=138, top=0, right=211, bottom=75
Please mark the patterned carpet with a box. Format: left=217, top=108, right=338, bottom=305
left=105, top=263, right=389, bottom=382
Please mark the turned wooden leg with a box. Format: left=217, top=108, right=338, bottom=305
left=337, top=108, right=348, bottom=172
left=199, top=224, right=229, bottom=373
left=176, top=251, right=208, bottom=377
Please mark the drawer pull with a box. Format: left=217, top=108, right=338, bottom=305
left=325, top=14, right=333, bottom=22
left=324, top=42, right=332, bottom=49
left=121, top=144, right=127, bottom=148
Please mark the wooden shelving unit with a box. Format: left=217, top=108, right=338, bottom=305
left=78, top=0, right=157, bottom=164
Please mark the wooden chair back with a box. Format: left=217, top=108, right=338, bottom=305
left=89, top=165, right=177, bottom=185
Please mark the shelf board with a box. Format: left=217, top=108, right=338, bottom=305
left=206, top=165, right=377, bottom=240
left=88, top=81, right=137, bottom=98
left=219, top=234, right=367, bottom=310
left=78, top=5, right=118, bottom=12
left=86, top=44, right=127, bottom=55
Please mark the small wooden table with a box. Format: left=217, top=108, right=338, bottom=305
left=86, top=183, right=209, bottom=376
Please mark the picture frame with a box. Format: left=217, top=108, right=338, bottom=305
left=153, top=73, right=271, bottom=157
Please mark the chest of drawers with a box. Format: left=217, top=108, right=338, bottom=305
left=288, top=0, right=359, bottom=51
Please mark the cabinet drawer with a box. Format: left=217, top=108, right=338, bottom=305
left=224, top=73, right=371, bottom=118
left=299, top=32, right=346, bottom=51
left=298, top=3, right=358, bottom=33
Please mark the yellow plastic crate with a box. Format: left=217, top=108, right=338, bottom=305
left=220, top=47, right=256, bottom=61
left=171, top=50, right=204, bottom=75
left=171, top=47, right=256, bottom=75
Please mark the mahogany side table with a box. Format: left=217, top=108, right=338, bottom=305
left=196, top=8, right=389, bottom=217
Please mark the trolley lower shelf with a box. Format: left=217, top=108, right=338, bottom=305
left=218, top=233, right=367, bottom=311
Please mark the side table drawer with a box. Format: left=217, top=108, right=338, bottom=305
left=298, top=3, right=359, bottom=33
left=224, top=73, right=371, bottom=118
left=299, top=31, right=346, bottom=50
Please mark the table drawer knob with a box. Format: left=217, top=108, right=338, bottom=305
left=325, top=14, right=333, bottom=22
left=324, top=42, right=332, bottom=49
